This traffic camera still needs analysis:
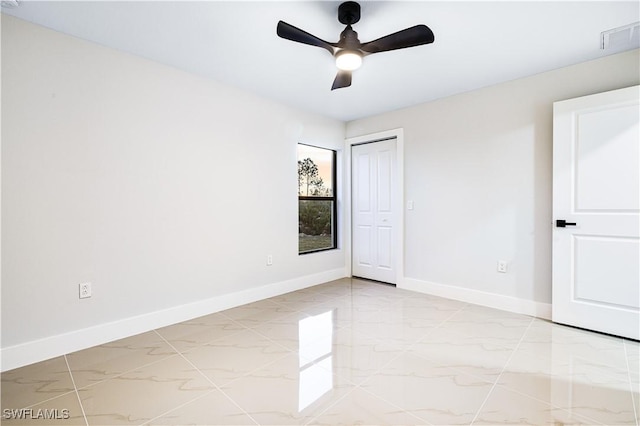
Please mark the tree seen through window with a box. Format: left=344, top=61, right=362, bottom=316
left=298, top=145, right=336, bottom=254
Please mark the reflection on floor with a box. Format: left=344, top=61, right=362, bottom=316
left=2, top=278, right=639, bottom=425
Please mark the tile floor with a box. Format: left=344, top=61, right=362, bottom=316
left=2, top=278, right=639, bottom=425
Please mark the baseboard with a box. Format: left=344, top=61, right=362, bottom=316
left=1, top=268, right=346, bottom=372
left=401, top=278, right=552, bottom=320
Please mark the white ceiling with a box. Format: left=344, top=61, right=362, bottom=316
left=3, top=1, right=639, bottom=121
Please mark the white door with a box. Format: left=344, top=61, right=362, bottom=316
left=352, top=139, right=397, bottom=284
left=552, top=85, right=640, bottom=340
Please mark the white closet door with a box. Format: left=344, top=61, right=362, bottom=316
left=352, top=139, right=397, bottom=284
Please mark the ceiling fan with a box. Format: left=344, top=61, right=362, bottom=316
left=276, top=1, right=435, bottom=90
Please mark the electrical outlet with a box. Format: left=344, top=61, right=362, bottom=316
left=79, top=282, right=92, bottom=299
left=267, top=255, right=273, bottom=266
left=497, top=261, right=508, bottom=273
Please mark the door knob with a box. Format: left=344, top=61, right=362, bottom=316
left=556, top=219, right=577, bottom=228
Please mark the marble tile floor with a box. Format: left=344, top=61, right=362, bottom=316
left=2, top=278, right=638, bottom=425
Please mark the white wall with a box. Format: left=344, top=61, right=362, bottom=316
left=1, top=16, right=345, bottom=369
left=4, top=13, right=639, bottom=371
left=347, top=49, right=640, bottom=315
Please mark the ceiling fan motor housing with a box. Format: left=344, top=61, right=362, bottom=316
left=276, top=1, right=434, bottom=90
left=339, top=26, right=361, bottom=49
left=338, top=1, right=360, bottom=25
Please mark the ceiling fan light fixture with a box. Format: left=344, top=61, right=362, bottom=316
left=277, top=2, right=435, bottom=89
left=335, top=50, right=362, bottom=71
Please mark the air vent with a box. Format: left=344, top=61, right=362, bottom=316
left=0, top=0, right=20, bottom=8
left=601, top=22, right=640, bottom=50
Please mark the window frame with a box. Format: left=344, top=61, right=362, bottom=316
left=298, top=144, right=337, bottom=255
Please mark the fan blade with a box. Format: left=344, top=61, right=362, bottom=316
left=360, top=24, right=434, bottom=54
left=277, top=21, right=335, bottom=55
left=331, top=70, right=352, bottom=90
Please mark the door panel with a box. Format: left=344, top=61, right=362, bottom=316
left=377, top=150, right=392, bottom=212
left=352, top=139, right=397, bottom=284
left=575, top=104, right=639, bottom=211
left=377, top=226, right=392, bottom=269
left=574, top=236, right=639, bottom=309
left=552, top=85, right=640, bottom=340
left=355, top=225, right=372, bottom=267
left=357, top=153, right=371, bottom=212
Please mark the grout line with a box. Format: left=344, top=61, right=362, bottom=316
left=341, top=305, right=470, bottom=426
left=146, top=331, right=224, bottom=424
left=320, top=291, right=468, bottom=424
left=214, top=388, right=260, bottom=426
left=623, top=339, right=639, bottom=426
left=216, top=309, right=287, bottom=332
left=151, top=329, right=221, bottom=389
left=403, top=305, right=470, bottom=352
left=302, top=385, right=373, bottom=426
left=156, top=320, right=250, bottom=353
left=140, top=387, right=262, bottom=426
left=469, top=315, right=535, bottom=425
left=71, top=352, right=179, bottom=392
left=305, top=295, right=468, bottom=425
left=21, top=390, right=79, bottom=411
left=63, top=354, right=89, bottom=426
left=24, top=280, right=632, bottom=426
left=151, top=329, right=261, bottom=425
left=140, top=389, right=218, bottom=426
left=62, top=329, right=190, bottom=394
left=355, top=384, right=436, bottom=426
left=152, top=282, right=370, bottom=425
left=491, top=382, right=607, bottom=425
left=246, top=321, right=301, bottom=354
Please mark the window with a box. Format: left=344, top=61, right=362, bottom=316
left=298, top=144, right=337, bottom=254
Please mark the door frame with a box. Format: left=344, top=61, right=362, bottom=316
left=345, top=128, right=405, bottom=286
